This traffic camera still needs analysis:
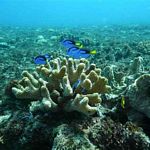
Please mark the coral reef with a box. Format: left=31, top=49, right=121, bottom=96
left=89, top=117, right=150, bottom=150
left=10, top=58, right=111, bottom=115
left=1, top=111, right=149, bottom=150
left=0, top=111, right=54, bottom=150
left=129, top=56, right=144, bottom=75
left=101, top=56, right=148, bottom=94
left=103, top=65, right=126, bottom=94
left=1, top=25, right=150, bottom=149
left=52, top=124, right=95, bottom=150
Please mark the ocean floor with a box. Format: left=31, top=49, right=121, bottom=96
left=0, top=25, right=150, bottom=150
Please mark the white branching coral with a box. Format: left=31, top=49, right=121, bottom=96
left=11, top=57, right=111, bottom=115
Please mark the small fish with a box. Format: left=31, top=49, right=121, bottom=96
left=67, top=47, right=96, bottom=59
left=67, top=47, right=80, bottom=58
left=62, top=40, right=83, bottom=49
left=121, top=95, right=125, bottom=109
left=72, top=79, right=81, bottom=91
left=72, top=79, right=87, bottom=94
left=33, top=54, right=51, bottom=65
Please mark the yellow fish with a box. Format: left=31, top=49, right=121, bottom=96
left=121, top=95, right=125, bottom=109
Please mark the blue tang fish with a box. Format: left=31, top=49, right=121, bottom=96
left=72, top=79, right=81, bottom=91
left=72, top=79, right=87, bottom=94
left=62, top=39, right=83, bottom=49
left=67, top=47, right=96, bottom=59
left=33, top=54, right=51, bottom=65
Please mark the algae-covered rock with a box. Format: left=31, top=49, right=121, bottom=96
left=89, top=118, right=150, bottom=150
left=52, top=124, right=95, bottom=150
left=126, top=74, right=150, bottom=119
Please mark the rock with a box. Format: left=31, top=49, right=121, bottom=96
left=0, top=42, right=9, bottom=48
left=50, top=36, right=58, bottom=40
left=126, top=74, right=150, bottom=119
left=36, top=35, right=47, bottom=45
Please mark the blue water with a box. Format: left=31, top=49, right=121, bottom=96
left=0, top=0, right=150, bottom=27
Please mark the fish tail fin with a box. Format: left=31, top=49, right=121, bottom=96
left=90, top=50, right=96, bottom=54
left=79, top=45, right=83, bottom=48
left=75, top=42, right=83, bottom=48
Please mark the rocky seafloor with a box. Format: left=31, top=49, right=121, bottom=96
left=0, top=25, right=150, bottom=150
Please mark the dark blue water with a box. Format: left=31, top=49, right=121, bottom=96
left=0, top=0, right=150, bottom=27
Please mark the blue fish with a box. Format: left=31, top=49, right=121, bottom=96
left=72, top=79, right=81, bottom=91
left=62, top=39, right=83, bottom=49
left=33, top=54, right=51, bottom=65
left=72, top=79, right=87, bottom=94
left=62, top=39, right=75, bottom=48
left=67, top=47, right=96, bottom=59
